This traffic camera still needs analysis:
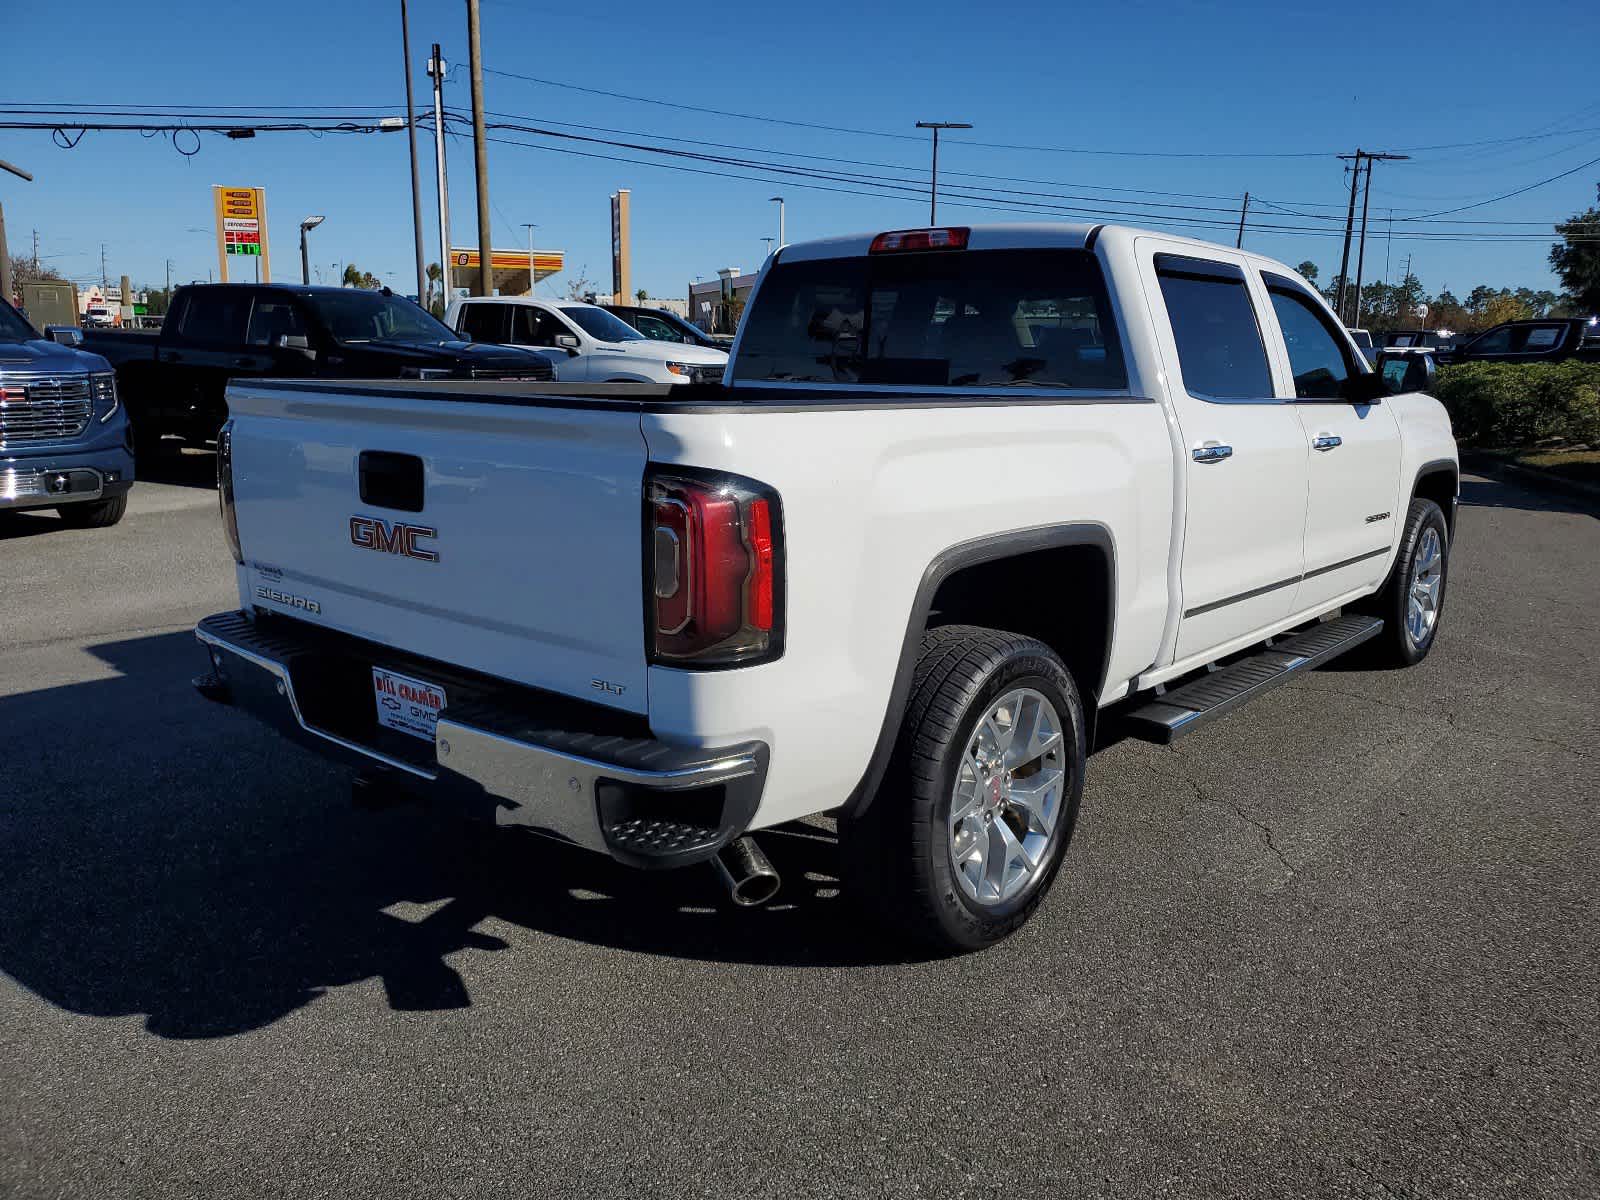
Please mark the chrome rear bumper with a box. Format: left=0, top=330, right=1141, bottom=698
left=194, top=611, right=767, bottom=867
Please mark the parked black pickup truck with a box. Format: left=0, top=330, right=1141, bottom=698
left=83, top=284, right=558, bottom=453
left=1434, top=318, right=1600, bottom=366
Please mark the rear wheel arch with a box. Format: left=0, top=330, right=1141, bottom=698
left=842, top=523, right=1115, bottom=820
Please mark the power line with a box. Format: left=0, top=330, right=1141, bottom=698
left=473, top=129, right=1600, bottom=243
left=479, top=66, right=1600, bottom=162
left=1398, top=152, right=1600, bottom=219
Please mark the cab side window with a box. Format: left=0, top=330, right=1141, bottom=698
left=1155, top=255, right=1272, bottom=400
left=457, top=302, right=507, bottom=343
left=509, top=306, right=561, bottom=347
left=1263, top=274, right=1355, bottom=400
left=246, top=296, right=308, bottom=347
left=634, top=314, right=685, bottom=342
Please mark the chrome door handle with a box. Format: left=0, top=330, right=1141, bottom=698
left=1313, top=434, right=1343, bottom=451
left=1192, top=443, right=1233, bottom=464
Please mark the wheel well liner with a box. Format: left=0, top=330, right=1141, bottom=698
left=842, top=523, right=1114, bottom=819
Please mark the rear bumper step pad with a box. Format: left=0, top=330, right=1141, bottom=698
left=1123, top=615, right=1384, bottom=744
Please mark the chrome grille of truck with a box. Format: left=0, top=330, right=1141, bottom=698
left=0, top=374, right=94, bottom=447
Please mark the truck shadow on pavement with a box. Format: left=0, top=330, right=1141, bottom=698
left=1458, top=475, right=1598, bottom=519
left=0, top=631, right=907, bottom=1041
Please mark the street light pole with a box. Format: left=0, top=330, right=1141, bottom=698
left=299, top=216, right=325, bottom=286
left=768, top=195, right=784, bottom=248
left=915, top=121, right=972, bottom=224
left=428, top=43, right=452, bottom=301
left=761, top=236, right=775, bottom=260
left=399, top=0, right=427, bottom=301
left=521, top=222, right=537, bottom=296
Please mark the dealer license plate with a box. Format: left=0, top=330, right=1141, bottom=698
left=371, top=667, right=446, bottom=742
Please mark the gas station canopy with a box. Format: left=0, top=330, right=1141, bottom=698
left=449, top=247, right=565, bottom=295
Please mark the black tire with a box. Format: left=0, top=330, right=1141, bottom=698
left=56, top=493, right=128, bottom=529
left=841, top=624, right=1087, bottom=953
left=1359, top=497, right=1450, bottom=666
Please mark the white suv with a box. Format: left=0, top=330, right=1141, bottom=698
left=446, top=296, right=728, bottom=384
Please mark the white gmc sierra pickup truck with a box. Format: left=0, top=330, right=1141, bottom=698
left=194, top=223, right=1458, bottom=951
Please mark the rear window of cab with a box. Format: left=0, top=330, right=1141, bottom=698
left=732, top=248, right=1127, bottom=390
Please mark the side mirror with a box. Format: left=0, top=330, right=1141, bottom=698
left=276, top=333, right=316, bottom=359
left=44, top=325, right=84, bottom=347
left=555, top=333, right=580, bottom=355
left=1376, top=351, right=1436, bottom=396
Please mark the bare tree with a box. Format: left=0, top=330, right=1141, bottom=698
left=563, top=264, right=598, bottom=301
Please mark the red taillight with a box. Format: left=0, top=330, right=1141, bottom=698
left=647, top=471, right=783, bottom=666
left=869, top=227, right=970, bottom=254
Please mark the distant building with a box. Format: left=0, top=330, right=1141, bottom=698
left=687, top=267, right=758, bottom=335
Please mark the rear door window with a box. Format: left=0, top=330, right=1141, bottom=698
left=1517, top=324, right=1566, bottom=351
left=176, top=288, right=252, bottom=346
left=1154, top=255, right=1273, bottom=400
left=732, top=248, right=1126, bottom=389
left=457, top=302, right=508, bottom=343
left=246, top=295, right=308, bottom=346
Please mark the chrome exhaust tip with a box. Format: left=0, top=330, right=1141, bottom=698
left=713, top=836, right=781, bottom=907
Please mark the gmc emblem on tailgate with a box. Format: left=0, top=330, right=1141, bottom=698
left=349, top=515, right=440, bottom=563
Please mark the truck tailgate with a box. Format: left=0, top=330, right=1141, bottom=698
left=227, top=383, right=650, bottom=713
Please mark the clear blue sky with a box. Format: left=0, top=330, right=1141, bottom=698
left=5, top=0, right=1597, bottom=301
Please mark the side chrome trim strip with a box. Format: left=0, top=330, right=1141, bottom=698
left=1183, top=546, right=1390, bottom=619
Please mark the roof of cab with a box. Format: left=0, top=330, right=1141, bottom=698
left=776, top=222, right=1100, bottom=263
left=775, top=221, right=1309, bottom=277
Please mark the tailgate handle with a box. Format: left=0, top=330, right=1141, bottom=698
left=358, top=451, right=426, bottom=513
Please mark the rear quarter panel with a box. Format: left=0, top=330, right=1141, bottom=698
left=642, top=399, right=1173, bottom=828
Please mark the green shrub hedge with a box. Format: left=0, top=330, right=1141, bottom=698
left=1434, top=361, right=1600, bottom=448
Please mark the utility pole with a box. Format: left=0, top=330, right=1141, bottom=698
left=1352, top=159, right=1373, bottom=326
left=428, top=44, right=452, bottom=302
left=400, top=0, right=427, bottom=301
left=1337, top=148, right=1409, bottom=325
left=1335, top=152, right=1362, bottom=325
left=915, top=121, right=971, bottom=224
left=1384, top=208, right=1393, bottom=287
left=466, top=0, right=494, bottom=297
left=1235, top=192, right=1250, bottom=249
left=1353, top=152, right=1407, bottom=328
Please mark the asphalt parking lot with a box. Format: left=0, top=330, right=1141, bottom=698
left=1, top=461, right=1595, bottom=1199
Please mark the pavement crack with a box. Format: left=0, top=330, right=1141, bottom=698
left=1285, top=682, right=1592, bottom=761
left=1183, top=775, right=1297, bottom=876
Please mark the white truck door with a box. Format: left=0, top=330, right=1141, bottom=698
left=508, top=304, right=585, bottom=380
left=1257, top=270, right=1402, bottom=613
left=1140, top=244, right=1310, bottom=663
